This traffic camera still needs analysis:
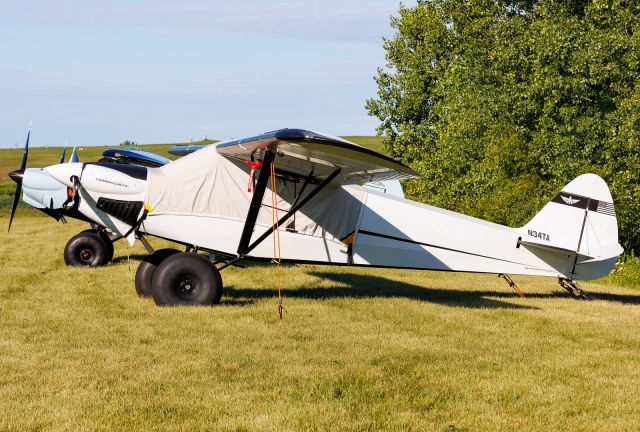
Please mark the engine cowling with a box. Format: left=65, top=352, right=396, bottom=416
left=45, top=162, right=149, bottom=243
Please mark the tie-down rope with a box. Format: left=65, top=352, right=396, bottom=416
left=270, top=162, right=284, bottom=320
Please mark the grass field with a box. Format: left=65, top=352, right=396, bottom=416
left=1, top=215, right=640, bottom=431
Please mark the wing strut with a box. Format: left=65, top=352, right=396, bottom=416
left=244, top=167, right=340, bottom=256
left=237, top=150, right=276, bottom=255
left=235, top=149, right=341, bottom=258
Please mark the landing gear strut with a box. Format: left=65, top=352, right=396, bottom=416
left=558, top=278, right=593, bottom=300
left=499, top=273, right=526, bottom=298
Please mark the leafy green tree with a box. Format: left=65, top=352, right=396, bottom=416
left=367, top=0, right=640, bottom=253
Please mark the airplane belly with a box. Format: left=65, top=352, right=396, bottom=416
left=142, top=214, right=350, bottom=264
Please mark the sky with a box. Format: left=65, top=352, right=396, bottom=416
left=0, top=0, right=405, bottom=147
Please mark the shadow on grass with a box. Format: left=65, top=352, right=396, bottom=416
left=224, top=271, right=540, bottom=310
left=110, top=254, right=149, bottom=264
left=223, top=271, right=640, bottom=308
left=522, top=291, right=640, bottom=304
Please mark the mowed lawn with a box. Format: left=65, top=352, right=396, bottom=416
left=0, top=216, right=639, bottom=431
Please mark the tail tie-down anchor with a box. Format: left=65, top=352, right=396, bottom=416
left=558, top=278, right=593, bottom=300
left=499, top=274, right=526, bottom=298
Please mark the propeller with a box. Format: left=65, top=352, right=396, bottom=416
left=69, top=146, right=79, bottom=163
left=59, top=143, right=67, bottom=164
left=8, top=123, right=31, bottom=232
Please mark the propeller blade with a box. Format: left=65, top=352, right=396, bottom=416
left=59, top=145, right=67, bottom=164
left=20, top=126, right=30, bottom=171
left=8, top=123, right=32, bottom=232
left=69, top=146, right=79, bottom=163
left=8, top=183, right=22, bottom=232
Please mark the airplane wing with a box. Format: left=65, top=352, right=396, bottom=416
left=168, top=144, right=208, bottom=156
left=214, top=129, right=418, bottom=184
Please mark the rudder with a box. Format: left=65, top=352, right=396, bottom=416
left=521, top=173, right=623, bottom=280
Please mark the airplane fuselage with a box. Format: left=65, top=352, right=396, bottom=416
left=42, top=127, right=622, bottom=289
left=45, top=160, right=618, bottom=282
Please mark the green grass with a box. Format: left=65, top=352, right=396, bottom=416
left=601, top=255, right=640, bottom=290
left=1, top=216, right=640, bottom=431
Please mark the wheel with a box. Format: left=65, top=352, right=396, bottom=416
left=63, top=231, right=111, bottom=267
left=81, top=228, right=114, bottom=263
left=150, top=253, right=223, bottom=306
left=134, top=248, right=181, bottom=297
left=99, top=233, right=114, bottom=263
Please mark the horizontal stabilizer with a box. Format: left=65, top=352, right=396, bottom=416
left=519, top=239, right=584, bottom=256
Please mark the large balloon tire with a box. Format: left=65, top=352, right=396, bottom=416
left=82, top=229, right=114, bottom=263
left=134, top=248, right=181, bottom=297
left=64, top=231, right=111, bottom=267
left=150, top=253, right=223, bottom=306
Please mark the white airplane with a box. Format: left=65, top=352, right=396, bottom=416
left=39, top=128, right=622, bottom=306
left=7, top=127, right=171, bottom=267
left=8, top=128, right=403, bottom=270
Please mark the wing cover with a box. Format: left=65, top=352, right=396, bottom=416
left=215, top=129, right=418, bottom=184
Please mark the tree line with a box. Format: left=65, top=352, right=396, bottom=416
left=367, top=0, right=640, bottom=253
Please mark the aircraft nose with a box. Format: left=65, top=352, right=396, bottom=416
left=44, top=163, right=83, bottom=188
left=8, top=169, right=24, bottom=185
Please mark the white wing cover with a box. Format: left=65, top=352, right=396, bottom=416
left=145, top=145, right=365, bottom=244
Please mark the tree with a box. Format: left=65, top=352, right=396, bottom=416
left=367, top=0, right=640, bottom=253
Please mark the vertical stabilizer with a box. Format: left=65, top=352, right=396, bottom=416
left=521, top=174, right=623, bottom=279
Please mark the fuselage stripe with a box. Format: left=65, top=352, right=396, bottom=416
left=357, top=230, right=529, bottom=267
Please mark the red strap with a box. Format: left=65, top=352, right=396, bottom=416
left=245, top=160, right=262, bottom=192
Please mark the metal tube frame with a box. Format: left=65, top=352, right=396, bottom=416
left=242, top=167, right=341, bottom=257
left=235, top=149, right=341, bottom=259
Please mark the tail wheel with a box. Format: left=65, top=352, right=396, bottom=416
left=150, top=253, right=223, bottom=306
left=134, top=248, right=181, bottom=297
left=63, top=231, right=111, bottom=267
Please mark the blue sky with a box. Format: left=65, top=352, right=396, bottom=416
left=1, top=1, right=404, bottom=147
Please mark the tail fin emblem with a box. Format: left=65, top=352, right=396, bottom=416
left=560, top=195, right=580, bottom=206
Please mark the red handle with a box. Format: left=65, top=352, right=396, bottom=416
left=245, top=160, right=262, bottom=192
